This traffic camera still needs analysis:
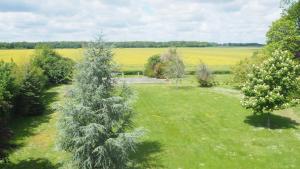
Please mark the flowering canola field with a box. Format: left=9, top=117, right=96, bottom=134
left=0, top=47, right=259, bottom=71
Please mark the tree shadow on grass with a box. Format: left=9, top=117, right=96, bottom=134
left=129, top=141, right=164, bottom=169
left=169, top=85, right=195, bottom=90
left=244, top=113, right=299, bottom=129
left=9, top=88, right=59, bottom=151
left=0, top=158, right=62, bottom=169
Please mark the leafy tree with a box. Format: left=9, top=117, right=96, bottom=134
left=266, top=17, right=300, bottom=55
left=162, top=48, right=185, bottom=86
left=144, top=54, right=165, bottom=78
left=58, top=37, right=142, bottom=169
left=233, top=1, right=300, bottom=86
left=16, top=64, right=47, bottom=116
left=33, top=44, right=74, bottom=84
left=196, top=61, right=214, bottom=87
left=242, top=50, right=300, bottom=128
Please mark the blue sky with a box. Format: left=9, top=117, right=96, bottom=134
left=0, top=0, right=282, bottom=43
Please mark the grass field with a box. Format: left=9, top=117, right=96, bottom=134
left=2, top=77, right=299, bottom=169
left=0, top=47, right=259, bottom=71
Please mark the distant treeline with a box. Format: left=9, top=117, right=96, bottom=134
left=0, top=41, right=263, bottom=49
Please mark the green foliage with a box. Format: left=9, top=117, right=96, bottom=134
left=266, top=17, right=300, bottom=54
left=144, top=54, right=165, bottom=78
left=16, top=64, right=47, bottom=116
left=58, top=37, right=142, bottom=169
left=0, top=61, right=16, bottom=162
left=0, top=61, right=16, bottom=120
left=33, top=44, right=74, bottom=84
left=242, top=50, right=300, bottom=116
left=196, top=61, right=214, bottom=87
left=0, top=41, right=263, bottom=49
left=232, top=51, right=267, bottom=87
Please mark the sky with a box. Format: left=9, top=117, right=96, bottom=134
left=0, top=0, right=282, bottom=43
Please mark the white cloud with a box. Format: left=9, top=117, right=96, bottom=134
left=0, top=0, right=282, bottom=43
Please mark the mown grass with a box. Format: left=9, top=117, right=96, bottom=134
left=131, top=84, right=300, bottom=169
left=2, top=78, right=299, bottom=169
left=0, top=47, right=259, bottom=71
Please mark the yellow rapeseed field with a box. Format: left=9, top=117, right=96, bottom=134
left=0, top=47, right=259, bottom=71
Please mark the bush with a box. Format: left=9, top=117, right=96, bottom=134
left=0, top=61, right=16, bottom=163
left=0, top=61, right=16, bottom=121
left=196, top=62, right=214, bottom=87
left=15, top=64, right=47, bottom=116
left=144, top=54, right=165, bottom=78
left=232, top=51, right=267, bottom=87
left=33, top=44, right=74, bottom=84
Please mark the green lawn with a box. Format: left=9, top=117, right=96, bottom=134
left=2, top=82, right=300, bottom=169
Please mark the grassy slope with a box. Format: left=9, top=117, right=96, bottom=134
left=0, top=47, right=258, bottom=71
left=2, top=81, right=299, bottom=169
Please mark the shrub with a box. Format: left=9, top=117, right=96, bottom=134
left=232, top=51, right=267, bottom=87
left=33, top=44, right=74, bottom=84
left=16, top=64, right=47, bottom=116
left=196, top=62, right=214, bottom=87
left=144, top=54, right=165, bottom=78
left=0, top=61, right=16, bottom=163
left=0, top=61, right=16, bottom=121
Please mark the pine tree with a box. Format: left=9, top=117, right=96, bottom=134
left=58, top=37, right=142, bottom=169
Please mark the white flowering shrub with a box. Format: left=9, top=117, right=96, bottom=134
left=242, top=50, right=300, bottom=116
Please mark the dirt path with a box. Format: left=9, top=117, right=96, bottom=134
left=117, top=77, right=167, bottom=84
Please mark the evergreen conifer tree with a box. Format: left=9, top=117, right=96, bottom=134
left=58, top=37, right=142, bottom=169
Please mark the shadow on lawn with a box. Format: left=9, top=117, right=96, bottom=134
left=8, top=88, right=59, bottom=151
left=0, top=158, right=62, bottom=169
left=244, top=113, right=299, bottom=129
left=129, top=141, right=164, bottom=169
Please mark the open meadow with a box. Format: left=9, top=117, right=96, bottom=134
left=0, top=47, right=259, bottom=71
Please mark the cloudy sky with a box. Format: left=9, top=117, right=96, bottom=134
left=0, top=0, right=282, bottom=43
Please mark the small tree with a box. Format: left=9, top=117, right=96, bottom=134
left=16, top=64, right=47, bottom=116
left=162, top=48, right=185, bottom=87
left=196, top=61, right=214, bottom=87
left=242, top=50, right=300, bottom=128
left=58, top=36, right=142, bottom=169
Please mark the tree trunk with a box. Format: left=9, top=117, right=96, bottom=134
left=267, top=112, right=271, bottom=129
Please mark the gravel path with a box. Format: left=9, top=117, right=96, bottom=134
left=117, top=77, right=167, bottom=84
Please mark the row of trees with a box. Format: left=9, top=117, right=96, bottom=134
left=0, top=41, right=263, bottom=49
left=0, top=45, right=74, bottom=162
left=235, top=0, right=300, bottom=128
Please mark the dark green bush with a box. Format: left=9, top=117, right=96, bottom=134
left=144, top=54, right=165, bottom=78
left=0, top=61, right=16, bottom=121
left=33, top=44, right=74, bottom=84
left=16, top=64, right=47, bottom=116
left=0, top=61, right=16, bottom=162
